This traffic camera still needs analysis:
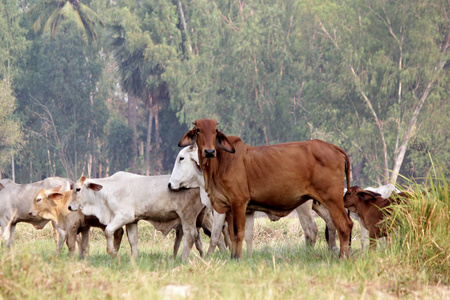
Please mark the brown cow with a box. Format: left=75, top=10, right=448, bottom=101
left=178, top=118, right=353, bottom=259
left=29, top=186, right=124, bottom=258
left=343, top=186, right=408, bottom=250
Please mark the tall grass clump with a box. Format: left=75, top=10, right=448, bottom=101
left=388, top=161, right=449, bottom=284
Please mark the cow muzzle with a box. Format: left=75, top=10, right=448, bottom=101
left=68, top=204, right=78, bottom=211
left=204, top=149, right=215, bottom=158
left=168, top=182, right=179, bottom=191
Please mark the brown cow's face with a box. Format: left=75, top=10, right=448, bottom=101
left=29, top=186, right=63, bottom=222
left=178, top=118, right=235, bottom=160
left=195, top=119, right=219, bottom=158
left=344, top=186, right=381, bottom=210
left=343, top=186, right=364, bottom=209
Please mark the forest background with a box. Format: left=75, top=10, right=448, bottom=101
left=0, top=0, right=448, bottom=187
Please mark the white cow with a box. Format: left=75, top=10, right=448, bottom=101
left=68, top=172, right=207, bottom=262
left=168, top=145, right=340, bottom=255
left=0, top=177, right=72, bottom=248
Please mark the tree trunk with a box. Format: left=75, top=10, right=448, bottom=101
left=390, top=22, right=449, bottom=183
left=128, top=93, right=138, bottom=173
left=91, top=131, right=96, bottom=178
left=145, top=107, right=153, bottom=176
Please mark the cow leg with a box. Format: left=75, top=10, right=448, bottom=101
left=56, top=229, right=67, bottom=255
left=207, top=212, right=226, bottom=255
left=312, top=203, right=339, bottom=253
left=229, top=203, right=247, bottom=259
left=79, top=228, right=90, bottom=259
left=194, top=228, right=204, bottom=257
left=296, top=201, right=318, bottom=248
left=222, top=221, right=232, bottom=249
left=180, top=218, right=198, bottom=262
left=225, top=210, right=235, bottom=255
left=104, top=215, right=134, bottom=258
left=1, top=219, right=11, bottom=247
left=322, top=200, right=353, bottom=259
left=349, top=212, right=369, bottom=249
left=125, top=223, right=138, bottom=259
left=360, top=226, right=369, bottom=250
left=66, top=230, right=77, bottom=258
left=113, top=227, right=124, bottom=252
left=3, top=222, right=17, bottom=248
left=173, top=224, right=183, bottom=259
left=245, top=212, right=255, bottom=256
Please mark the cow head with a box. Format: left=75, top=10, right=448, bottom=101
left=344, top=186, right=381, bottom=212
left=69, top=175, right=103, bottom=212
left=29, top=186, right=63, bottom=221
left=168, top=144, right=203, bottom=191
left=178, top=118, right=235, bottom=159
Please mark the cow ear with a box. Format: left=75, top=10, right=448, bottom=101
left=216, top=130, right=235, bottom=153
left=357, top=191, right=380, bottom=201
left=87, top=183, right=103, bottom=192
left=178, top=129, right=197, bottom=147
left=48, top=193, right=64, bottom=206
left=49, top=185, right=62, bottom=193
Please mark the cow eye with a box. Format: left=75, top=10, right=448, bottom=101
left=180, top=157, right=185, bottom=161
left=36, top=198, right=42, bottom=203
left=196, top=128, right=200, bottom=133
left=76, top=188, right=81, bottom=193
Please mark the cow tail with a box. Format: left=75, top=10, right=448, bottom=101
left=334, top=146, right=351, bottom=191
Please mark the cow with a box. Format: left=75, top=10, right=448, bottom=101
left=168, top=144, right=340, bottom=254
left=343, top=186, right=409, bottom=250
left=68, top=172, right=208, bottom=262
left=178, top=118, right=353, bottom=259
left=351, top=184, right=401, bottom=249
left=0, top=177, right=72, bottom=248
left=29, top=186, right=124, bottom=258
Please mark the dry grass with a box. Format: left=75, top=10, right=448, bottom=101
left=1, top=167, right=449, bottom=299
left=0, top=214, right=448, bottom=299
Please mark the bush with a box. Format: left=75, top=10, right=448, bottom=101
left=387, top=160, right=449, bottom=284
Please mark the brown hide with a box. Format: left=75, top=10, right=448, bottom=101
left=343, top=186, right=408, bottom=250
left=31, top=188, right=124, bottom=258
left=179, top=118, right=353, bottom=259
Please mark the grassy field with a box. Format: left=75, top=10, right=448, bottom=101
left=1, top=173, right=449, bottom=299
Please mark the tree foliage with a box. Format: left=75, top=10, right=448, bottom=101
left=29, top=0, right=103, bottom=43
left=2, top=0, right=448, bottom=186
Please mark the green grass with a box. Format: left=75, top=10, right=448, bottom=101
left=1, top=170, right=449, bottom=299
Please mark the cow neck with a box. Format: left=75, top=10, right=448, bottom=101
left=199, top=152, right=220, bottom=194
left=56, top=191, right=72, bottom=223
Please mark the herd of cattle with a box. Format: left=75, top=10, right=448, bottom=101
left=0, top=118, right=409, bottom=261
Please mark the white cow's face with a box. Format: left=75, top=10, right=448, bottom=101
left=168, top=145, right=203, bottom=191
left=69, top=176, right=103, bottom=212
left=69, top=176, right=86, bottom=211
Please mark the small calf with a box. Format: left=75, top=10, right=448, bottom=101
left=29, top=186, right=124, bottom=258
left=343, top=186, right=408, bottom=250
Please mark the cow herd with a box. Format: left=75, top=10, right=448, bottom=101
left=0, top=118, right=408, bottom=261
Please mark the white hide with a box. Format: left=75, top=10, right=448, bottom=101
left=0, top=177, right=72, bottom=247
left=70, top=172, right=204, bottom=261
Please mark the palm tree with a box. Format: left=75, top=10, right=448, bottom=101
left=29, top=0, right=103, bottom=43
left=108, top=23, right=169, bottom=175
